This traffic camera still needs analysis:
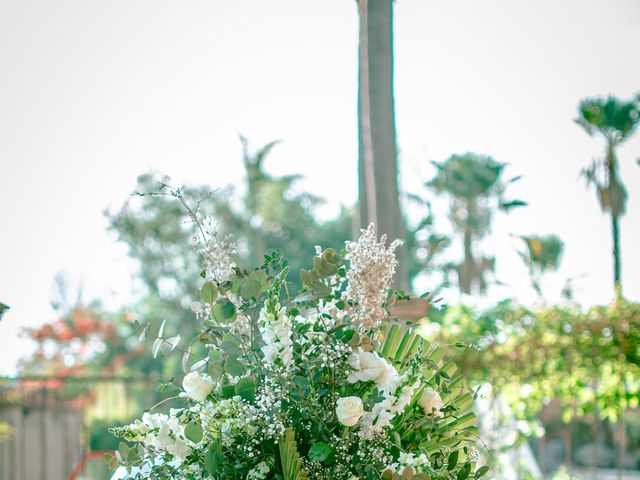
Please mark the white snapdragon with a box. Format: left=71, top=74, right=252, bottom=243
left=418, top=387, right=444, bottom=417
left=259, top=303, right=293, bottom=367
left=122, top=412, right=194, bottom=465
left=336, top=396, right=365, bottom=427
left=181, top=371, right=214, bottom=402
left=347, top=348, right=398, bottom=388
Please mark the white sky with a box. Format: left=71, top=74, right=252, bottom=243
left=1, top=0, right=639, bottom=374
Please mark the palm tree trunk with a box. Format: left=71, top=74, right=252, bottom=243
left=357, top=0, right=407, bottom=289
left=606, top=141, right=623, bottom=298
left=460, top=229, right=474, bottom=295
left=611, top=213, right=622, bottom=297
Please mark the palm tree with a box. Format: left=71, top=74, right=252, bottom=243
left=356, top=0, right=407, bottom=289
left=576, top=95, right=640, bottom=298
left=518, top=234, right=564, bottom=297
left=427, top=153, right=525, bottom=295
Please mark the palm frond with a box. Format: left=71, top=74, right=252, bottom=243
left=279, top=428, right=308, bottom=480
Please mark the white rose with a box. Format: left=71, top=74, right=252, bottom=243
left=336, top=396, right=365, bottom=427
left=418, top=387, right=443, bottom=417
left=181, top=371, right=214, bottom=402
left=347, top=349, right=398, bottom=388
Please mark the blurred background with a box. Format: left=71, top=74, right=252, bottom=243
left=1, top=0, right=639, bottom=478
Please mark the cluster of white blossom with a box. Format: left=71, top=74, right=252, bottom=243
left=259, top=302, right=293, bottom=367
left=345, top=224, right=402, bottom=330
left=385, top=451, right=431, bottom=476
left=194, top=232, right=237, bottom=283
left=115, top=411, right=194, bottom=464
left=252, top=375, right=287, bottom=440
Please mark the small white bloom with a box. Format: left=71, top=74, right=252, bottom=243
left=418, top=387, right=444, bottom=417
left=181, top=371, right=214, bottom=402
left=336, top=396, right=365, bottom=427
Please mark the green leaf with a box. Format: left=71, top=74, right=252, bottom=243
left=474, top=466, right=490, bottom=478
left=221, top=384, right=236, bottom=399
left=240, top=277, right=261, bottom=298
left=104, top=452, right=119, bottom=470
left=448, top=450, right=459, bottom=470
left=235, top=377, right=256, bottom=402
left=225, top=356, right=245, bottom=377
left=220, top=336, right=243, bottom=357
left=118, top=442, right=129, bottom=462
left=308, top=442, right=334, bottom=463
left=185, top=424, right=203, bottom=443
left=212, top=299, right=237, bottom=323
left=457, top=463, right=472, bottom=480
left=292, top=375, right=310, bottom=389
left=208, top=349, right=224, bottom=365
left=205, top=444, right=225, bottom=476
left=201, top=281, right=219, bottom=303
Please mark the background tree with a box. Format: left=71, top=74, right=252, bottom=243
left=518, top=234, right=564, bottom=298
left=356, top=0, right=407, bottom=289
left=427, top=153, right=525, bottom=295
left=0, top=302, right=9, bottom=321
left=576, top=95, right=640, bottom=298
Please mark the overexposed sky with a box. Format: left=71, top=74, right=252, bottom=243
left=1, top=0, right=639, bottom=374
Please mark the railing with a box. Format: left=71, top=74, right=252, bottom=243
left=0, top=376, right=170, bottom=480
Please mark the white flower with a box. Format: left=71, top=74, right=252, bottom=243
left=181, top=371, right=214, bottom=402
left=259, top=303, right=293, bottom=367
left=418, top=387, right=444, bottom=417
left=347, top=348, right=398, bottom=388
left=336, top=396, right=365, bottom=427
left=168, top=437, right=192, bottom=461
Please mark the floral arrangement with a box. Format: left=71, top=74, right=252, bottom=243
left=109, top=222, right=482, bottom=480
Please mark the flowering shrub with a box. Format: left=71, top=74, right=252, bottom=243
left=109, top=225, right=481, bottom=479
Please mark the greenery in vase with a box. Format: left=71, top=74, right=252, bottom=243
left=109, top=189, right=481, bottom=480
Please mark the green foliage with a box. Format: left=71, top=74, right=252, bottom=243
left=0, top=302, right=9, bottom=321
left=426, top=299, right=640, bottom=422
left=576, top=96, right=640, bottom=144
left=518, top=234, right=564, bottom=296
left=428, top=153, right=506, bottom=201
left=520, top=234, right=564, bottom=274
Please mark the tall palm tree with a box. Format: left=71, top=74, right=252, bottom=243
left=356, top=0, right=407, bottom=289
left=427, top=153, right=525, bottom=295
left=576, top=95, right=640, bottom=298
